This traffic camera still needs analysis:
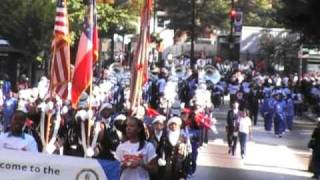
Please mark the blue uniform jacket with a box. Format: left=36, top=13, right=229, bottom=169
left=285, top=98, right=295, bottom=117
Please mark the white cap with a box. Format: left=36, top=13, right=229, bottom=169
left=99, top=102, right=113, bottom=114
left=152, top=115, right=166, bottom=124
left=114, top=114, right=127, bottom=121
left=75, top=110, right=89, bottom=121
left=167, top=116, right=182, bottom=126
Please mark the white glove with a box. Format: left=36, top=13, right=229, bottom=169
left=46, top=143, right=56, bottom=154
left=47, top=101, right=54, bottom=111
left=94, top=122, right=101, bottom=134
left=210, top=125, right=218, bottom=135
left=38, top=102, right=47, bottom=112
left=61, top=106, right=69, bottom=115
left=158, top=158, right=166, bottom=166
left=88, top=109, right=94, bottom=120
left=187, top=143, right=192, bottom=154
left=76, top=110, right=89, bottom=121
left=56, top=97, right=63, bottom=107
left=86, top=147, right=95, bottom=157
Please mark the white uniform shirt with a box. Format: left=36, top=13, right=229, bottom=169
left=116, top=141, right=157, bottom=180
left=0, top=132, right=38, bottom=152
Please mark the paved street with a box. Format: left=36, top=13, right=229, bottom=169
left=192, top=102, right=315, bottom=180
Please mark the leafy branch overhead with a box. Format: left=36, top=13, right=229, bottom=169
left=274, top=0, right=320, bottom=42
left=0, top=0, right=142, bottom=61
left=158, top=0, right=279, bottom=33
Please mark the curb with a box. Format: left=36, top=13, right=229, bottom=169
left=303, top=113, right=318, bottom=122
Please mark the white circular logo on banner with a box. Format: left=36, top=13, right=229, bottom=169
left=76, top=169, right=99, bottom=180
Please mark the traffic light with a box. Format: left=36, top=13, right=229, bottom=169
left=229, top=9, right=236, bottom=20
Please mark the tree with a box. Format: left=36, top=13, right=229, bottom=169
left=237, top=0, right=280, bottom=28
left=275, top=0, right=320, bottom=42
left=0, top=0, right=55, bottom=60
left=67, top=0, right=138, bottom=41
left=158, top=0, right=230, bottom=33
left=0, top=0, right=142, bottom=59
left=158, top=0, right=280, bottom=34
left=68, top=0, right=142, bottom=61
left=258, top=31, right=300, bottom=73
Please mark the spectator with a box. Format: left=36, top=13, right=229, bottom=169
left=309, top=118, right=320, bottom=179
left=238, top=109, right=253, bottom=159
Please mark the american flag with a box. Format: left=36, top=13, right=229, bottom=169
left=71, top=0, right=97, bottom=108
left=50, top=0, right=70, bottom=100
left=129, top=0, right=152, bottom=113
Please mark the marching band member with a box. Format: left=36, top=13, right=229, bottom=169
left=2, top=85, right=17, bottom=132
left=149, top=115, right=167, bottom=180
left=260, top=92, right=274, bottom=132
left=248, top=85, right=260, bottom=126
left=228, top=78, right=240, bottom=107
left=274, top=93, right=286, bottom=138
left=88, top=103, right=121, bottom=160
left=113, top=114, right=128, bottom=142
left=181, top=108, right=199, bottom=177
left=163, top=116, right=189, bottom=180
left=284, top=94, right=295, bottom=131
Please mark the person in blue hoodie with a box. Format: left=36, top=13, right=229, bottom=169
left=273, top=93, right=286, bottom=137
left=260, top=93, right=274, bottom=132
left=284, top=94, right=295, bottom=131
left=2, top=81, right=17, bottom=132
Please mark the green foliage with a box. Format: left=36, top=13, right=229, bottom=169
left=0, top=0, right=55, bottom=59
left=275, top=0, right=320, bottom=42
left=158, top=0, right=230, bottom=32
left=68, top=0, right=140, bottom=41
left=0, top=0, right=142, bottom=61
left=158, top=0, right=280, bottom=34
left=237, top=0, right=280, bottom=27
left=258, top=31, right=300, bottom=72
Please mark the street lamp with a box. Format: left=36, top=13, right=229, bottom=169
left=229, top=0, right=236, bottom=61
left=153, top=0, right=157, bottom=33
left=190, top=0, right=196, bottom=68
left=190, top=0, right=202, bottom=68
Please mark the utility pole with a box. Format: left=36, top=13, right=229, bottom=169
left=229, top=0, right=235, bottom=62
left=152, top=0, right=157, bottom=67
left=190, top=0, right=196, bottom=68
left=153, top=0, right=156, bottom=33
left=298, top=44, right=303, bottom=85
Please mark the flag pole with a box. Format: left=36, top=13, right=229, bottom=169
left=87, top=81, right=93, bottom=148
left=45, top=44, right=57, bottom=149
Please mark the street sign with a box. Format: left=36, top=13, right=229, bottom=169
left=234, top=10, right=243, bottom=35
